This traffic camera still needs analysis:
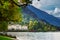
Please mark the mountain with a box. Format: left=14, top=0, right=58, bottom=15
left=22, top=5, right=60, bottom=27
left=57, top=17, right=60, bottom=19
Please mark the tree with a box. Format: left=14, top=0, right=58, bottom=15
left=28, top=20, right=34, bottom=30
left=0, top=0, right=22, bottom=31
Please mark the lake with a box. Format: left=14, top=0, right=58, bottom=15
left=7, top=32, right=60, bottom=40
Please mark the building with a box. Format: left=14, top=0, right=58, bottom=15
left=8, top=24, right=28, bottom=30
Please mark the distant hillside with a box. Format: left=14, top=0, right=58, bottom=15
left=22, top=5, right=60, bottom=27
left=57, top=17, right=60, bottom=19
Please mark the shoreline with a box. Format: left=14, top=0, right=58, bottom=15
left=0, top=32, right=17, bottom=40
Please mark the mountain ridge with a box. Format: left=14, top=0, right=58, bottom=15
left=22, top=5, right=60, bottom=27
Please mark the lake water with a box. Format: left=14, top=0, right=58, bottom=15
left=7, top=32, right=60, bottom=40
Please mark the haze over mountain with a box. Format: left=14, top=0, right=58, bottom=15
left=22, top=5, right=60, bottom=27
left=32, top=0, right=60, bottom=17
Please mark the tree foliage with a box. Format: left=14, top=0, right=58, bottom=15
left=0, top=0, right=22, bottom=31
left=0, top=0, right=22, bottom=22
left=28, top=20, right=57, bottom=32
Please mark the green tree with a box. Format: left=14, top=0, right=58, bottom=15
left=28, top=20, right=33, bottom=30
left=0, top=0, right=22, bottom=31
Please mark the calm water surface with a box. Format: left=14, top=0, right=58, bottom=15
left=7, top=32, right=60, bottom=40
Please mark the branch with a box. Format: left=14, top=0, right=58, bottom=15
left=0, top=1, right=3, bottom=5
left=10, top=0, right=25, bottom=7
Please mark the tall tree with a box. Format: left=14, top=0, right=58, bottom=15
left=0, top=0, right=22, bottom=31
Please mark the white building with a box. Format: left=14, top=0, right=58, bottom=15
left=8, top=24, right=28, bottom=30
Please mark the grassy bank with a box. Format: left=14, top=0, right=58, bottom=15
left=0, top=35, right=12, bottom=40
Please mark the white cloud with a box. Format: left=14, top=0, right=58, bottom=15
left=32, top=0, right=41, bottom=8
left=44, top=10, right=53, bottom=14
left=45, top=8, right=60, bottom=17
left=39, top=0, right=60, bottom=7
left=53, top=8, right=60, bottom=13
left=32, top=0, right=60, bottom=17
left=52, top=8, right=60, bottom=17
left=32, top=0, right=60, bottom=8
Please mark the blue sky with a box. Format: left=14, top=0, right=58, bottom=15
left=32, top=0, right=60, bottom=17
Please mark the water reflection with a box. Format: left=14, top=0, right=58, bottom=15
left=7, top=32, right=60, bottom=40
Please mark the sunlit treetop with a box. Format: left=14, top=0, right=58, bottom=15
left=13, top=0, right=40, bottom=7
left=0, top=0, right=22, bottom=22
